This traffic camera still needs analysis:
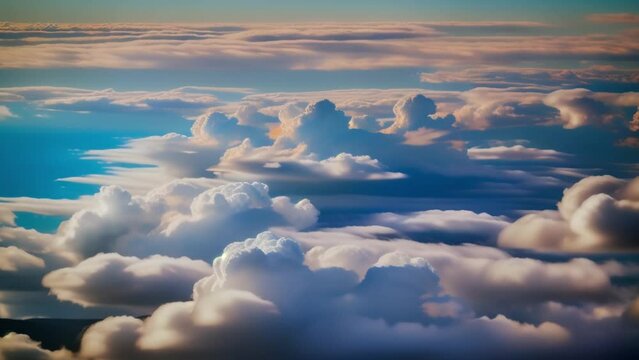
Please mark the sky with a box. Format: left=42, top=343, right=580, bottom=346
left=0, top=1, right=639, bottom=359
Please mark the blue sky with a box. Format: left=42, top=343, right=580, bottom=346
left=3, top=0, right=639, bottom=22
left=0, top=2, right=639, bottom=358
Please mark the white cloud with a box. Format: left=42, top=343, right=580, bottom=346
left=73, top=231, right=571, bottom=359
left=372, top=209, right=509, bottom=243
left=0, top=332, right=74, bottom=360
left=468, top=145, right=568, bottom=161
left=51, top=181, right=317, bottom=261
left=0, top=246, right=45, bottom=271
left=499, top=176, right=639, bottom=252
left=215, top=140, right=406, bottom=182
left=43, top=253, right=211, bottom=309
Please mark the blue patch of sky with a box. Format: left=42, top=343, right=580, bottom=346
left=2, top=0, right=638, bottom=23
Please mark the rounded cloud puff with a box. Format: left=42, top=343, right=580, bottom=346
left=72, top=231, right=571, bottom=359
left=55, top=181, right=318, bottom=261
left=499, top=176, right=639, bottom=252
left=0, top=332, right=73, bottom=360
left=43, top=253, right=212, bottom=309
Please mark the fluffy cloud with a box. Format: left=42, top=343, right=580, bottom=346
left=73, top=232, right=572, bottom=359
left=543, top=89, right=639, bottom=129
left=0, top=227, right=73, bottom=292
left=499, top=175, right=639, bottom=252
left=290, top=227, right=615, bottom=315
left=215, top=139, right=406, bottom=182
left=380, top=94, right=438, bottom=134
left=54, top=181, right=318, bottom=261
left=372, top=210, right=509, bottom=243
left=0, top=246, right=45, bottom=272
left=0, top=208, right=15, bottom=226
left=451, top=87, right=639, bottom=130
left=0, top=332, right=73, bottom=360
left=43, top=253, right=211, bottom=309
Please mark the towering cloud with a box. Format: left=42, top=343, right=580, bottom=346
left=73, top=232, right=573, bottom=359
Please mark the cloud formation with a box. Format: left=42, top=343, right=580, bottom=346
left=499, top=175, right=639, bottom=252
left=72, top=231, right=575, bottom=359
left=52, top=181, right=318, bottom=261
left=0, top=22, right=637, bottom=72
left=43, top=253, right=211, bottom=309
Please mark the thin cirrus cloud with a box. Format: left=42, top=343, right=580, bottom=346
left=421, top=66, right=639, bottom=88
left=586, top=12, right=639, bottom=24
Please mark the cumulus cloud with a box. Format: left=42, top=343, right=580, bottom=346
left=288, top=227, right=615, bottom=315
left=372, top=209, right=509, bottom=243
left=0, top=332, right=73, bottom=360
left=586, top=13, right=639, bottom=24
left=421, top=65, right=639, bottom=88
left=52, top=181, right=317, bottom=261
left=214, top=139, right=406, bottom=182
left=0, top=227, right=74, bottom=292
left=499, top=175, right=639, bottom=252
left=42, top=253, right=211, bottom=310
left=0, top=208, right=16, bottom=226
left=0, top=246, right=45, bottom=272
left=71, top=231, right=571, bottom=359
left=451, top=87, right=639, bottom=130
left=0, top=86, right=254, bottom=116
left=381, top=94, right=439, bottom=134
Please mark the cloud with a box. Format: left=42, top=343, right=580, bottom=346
left=42, top=253, right=211, bottom=310
left=499, top=175, right=639, bottom=252
left=0, top=105, right=16, bottom=120
left=277, top=226, right=616, bottom=316
left=0, top=332, right=73, bottom=360
left=0, top=246, right=45, bottom=272
left=421, top=66, right=639, bottom=87
left=0, top=227, right=74, bottom=292
left=72, top=231, right=571, bottom=359
left=371, top=209, right=509, bottom=244
left=452, top=87, right=639, bottom=130
left=543, top=88, right=638, bottom=129
left=468, top=145, right=568, bottom=161
left=380, top=94, right=439, bottom=134
left=215, top=140, right=406, bottom=182
left=586, top=13, right=639, bottom=24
